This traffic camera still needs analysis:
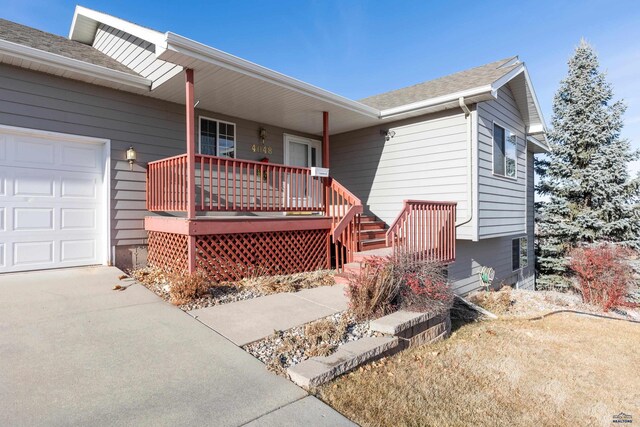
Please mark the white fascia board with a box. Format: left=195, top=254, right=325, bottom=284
left=490, top=63, right=548, bottom=134
left=522, top=66, right=548, bottom=133
left=160, top=32, right=380, bottom=119
left=69, top=5, right=166, bottom=47
left=378, top=85, right=494, bottom=119
left=0, top=39, right=152, bottom=90
left=527, top=134, right=550, bottom=153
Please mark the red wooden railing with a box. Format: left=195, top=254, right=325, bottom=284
left=146, top=154, right=190, bottom=212
left=146, top=153, right=364, bottom=270
left=326, top=178, right=363, bottom=269
left=147, top=154, right=325, bottom=212
left=386, top=200, right=457, bottom=263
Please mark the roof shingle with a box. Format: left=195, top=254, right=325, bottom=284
left=0, top=18, right=139, bottom=76
left=359, top=57, right=520, bottom=110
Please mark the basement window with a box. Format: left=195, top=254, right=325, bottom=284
left=199, top=116, right=236, bottom=158
left=493, top=123, right=517, bottom=178
left=512, top=237, right=528, bottom=271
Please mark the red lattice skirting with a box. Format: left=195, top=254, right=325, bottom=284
left=147, top=229, right=329, bottom=282
left=147, top=231, right=189, bottom=272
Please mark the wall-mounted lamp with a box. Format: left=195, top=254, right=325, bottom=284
left=126, top=146, right=137, bottom=170
left=380, top=129, right=396, bottom=141
left=259, top=127, right=267, bottom=144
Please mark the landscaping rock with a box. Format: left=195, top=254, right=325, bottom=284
left=287, top=336, right=399, bottom=388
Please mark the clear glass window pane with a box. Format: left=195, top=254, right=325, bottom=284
left=505, top=130, right=517, bottom=178
left=493, top=124, right=505, bottom=176
left=512, top=238, right=520, bottom=270
left=218, top=123, right=235, bottom=158
left=520, top=237, right=528, bottom=268
left=289, top=141, right=309, bottom=167
left=200, top=118, right=217, bottom=155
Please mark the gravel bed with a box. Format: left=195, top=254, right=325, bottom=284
left=243, top=311, right=380, bottom=375
left=470, top=287, right=640, bottom=320
left=131, top=268, right=335, bottom=311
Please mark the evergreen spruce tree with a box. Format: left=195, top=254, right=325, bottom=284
left=535, top=40, right=640, bottom=289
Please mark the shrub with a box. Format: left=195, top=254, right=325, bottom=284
left=346, top=254, right=452, bottom=320
left=346, top=256, right=399, bottom=320
left=568, top=244, right=634, bottom=311
left=167, top=270, right=211, bottom=305
left=392, top=254, right=453, bottom=313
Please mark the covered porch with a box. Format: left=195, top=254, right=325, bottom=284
left=143, top=66, right=457, bottom=280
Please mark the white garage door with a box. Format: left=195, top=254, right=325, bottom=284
left=0, top=127, right=107, bottom=273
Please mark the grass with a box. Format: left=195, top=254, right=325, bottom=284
left=317, top=313, right=640, bottom=426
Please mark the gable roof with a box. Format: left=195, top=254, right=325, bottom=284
left=360, top=57, right=520, bottom=110
left=0, top=18, right=139, bottom=76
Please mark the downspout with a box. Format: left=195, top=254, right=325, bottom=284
left=456, top=96, right=473, bottom=228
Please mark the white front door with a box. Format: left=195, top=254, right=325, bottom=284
left=283, top=134, right=322, bottom=208
left=0, top=127, right=108, bottom=273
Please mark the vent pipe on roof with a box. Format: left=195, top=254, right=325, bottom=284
left=456, top=97, right=474, bottom=229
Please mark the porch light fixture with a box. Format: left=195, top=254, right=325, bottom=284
left=381, top=129, right=396, bottom=141
left=259, top=127, right=267, bottom=144
left=126, top=146, right=137, bottom=170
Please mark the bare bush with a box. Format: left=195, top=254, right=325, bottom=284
left=166, top=270, right=211, bottom=306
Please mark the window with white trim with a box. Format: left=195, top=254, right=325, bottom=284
left=512, top=237, right=528, bottom=271
left=199, top=117, right=236, bottom=158
left=493, top=123, right=517, bottom=178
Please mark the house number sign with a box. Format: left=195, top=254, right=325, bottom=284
left=251, top=144, right=273, bottom=155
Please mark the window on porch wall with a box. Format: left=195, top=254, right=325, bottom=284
left=199, top=117, right=236, bottom=158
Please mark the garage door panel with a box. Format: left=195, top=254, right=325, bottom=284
left=13, top=207, right=54, bottom=231
left=0, top=128, right=106, bottom=273
left=13, top=241, right=55, bottom=266
left=61, top=176, right=97, bottom=199
left=14, top=174, right=55, bottom=197
left=61, top=144, right=100, bottom=169
left=61, top=240, right=96, bottom=262
left=13, top=136, right=56, bottom=166
left=61, top=208, right=96, bottom=230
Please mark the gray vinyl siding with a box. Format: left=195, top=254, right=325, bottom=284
left=331, top=110, right=474, bottom=239
left=477, top=86, right=527, bottom=239
left=449, top=236, right=535, bottom=295
left=0, top=63, right=312, bottom=268
left=92, top=24, right=182, bottom=84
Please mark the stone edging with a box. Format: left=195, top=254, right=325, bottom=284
left=287, top=310, right=451, bottom=389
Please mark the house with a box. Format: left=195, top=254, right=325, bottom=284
left=0, top=6, right=548, bottom=293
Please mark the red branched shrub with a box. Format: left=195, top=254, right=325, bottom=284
left=568, top=244, right=634, bottom=311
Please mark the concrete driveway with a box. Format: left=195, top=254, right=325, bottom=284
left=0, top=267, right=353, bottom=426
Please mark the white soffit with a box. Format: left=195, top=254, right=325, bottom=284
left=150, top=32, right=381, bottom=135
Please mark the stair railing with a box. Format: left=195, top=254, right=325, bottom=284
left=325, top=178, right=363, bottom=270
left=386, top=200, right=457, bottom=263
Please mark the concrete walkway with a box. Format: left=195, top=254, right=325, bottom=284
left=0, top=267, right=354, bottom=426
left=189, top=284, right=349, bottom=346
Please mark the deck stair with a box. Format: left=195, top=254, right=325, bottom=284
left=358, top=214, right=390, bottom=251
left=333, top=246, right=393, bottom=286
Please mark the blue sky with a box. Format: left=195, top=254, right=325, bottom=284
left=2, top=0, right=639, bottom=173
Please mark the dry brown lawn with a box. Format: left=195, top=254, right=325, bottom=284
left=318, top=313, right=640, bottom=427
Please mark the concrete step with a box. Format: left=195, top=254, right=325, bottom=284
left=333, top=272, right=350, bottom=286
left=343, top=262, right=361, bottom=274
left=353, top=247, right=394, bottom=262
